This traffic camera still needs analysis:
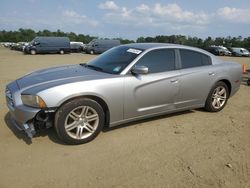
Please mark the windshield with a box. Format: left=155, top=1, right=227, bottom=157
left=86, top=46, right=143, bottom=74
left=30, top=38, right=38, bottom=45
left=87, top=40, right=94, bottom=45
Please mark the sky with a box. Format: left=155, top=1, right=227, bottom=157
left=0, top=0, right=250, bottom=40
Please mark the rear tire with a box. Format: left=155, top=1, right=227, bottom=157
left=55, top=98, right=105, bottom=144
left=205, top=81, right=229, bottom=112
left=90, top=50, right=94, bottom=55
left=59, top=49, right=65, bottom=54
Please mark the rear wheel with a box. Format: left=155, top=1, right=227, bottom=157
left=59, top=49, right=65, bottom=54
left=90, top=50, right=94, bottom=55
left=55, top=98, right=105, bottom=144
left=205, top=81, right=229, bottom=112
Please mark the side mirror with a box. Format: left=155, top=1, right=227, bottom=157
left=131, top=66, right=149, bottom=75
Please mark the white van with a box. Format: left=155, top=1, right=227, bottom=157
left=231, top=47, right=250, bottom=57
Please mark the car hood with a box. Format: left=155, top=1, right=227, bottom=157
left=16, top=64, right=110, bottom=90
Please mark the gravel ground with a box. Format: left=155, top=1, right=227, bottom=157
left=0, top=47, right=250, bottom=188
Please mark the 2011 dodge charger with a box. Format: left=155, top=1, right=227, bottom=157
left=6, top=43, right=242, bottom=144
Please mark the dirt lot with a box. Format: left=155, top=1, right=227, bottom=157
left=0, top=47, right=250, bottom=188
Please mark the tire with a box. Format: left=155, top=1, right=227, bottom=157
left=55, top=98, right=105, bottom=144
left=59, top=49, right=64, bottom=54
left=90, top=50, right=94, bottom=55
left=205, top=81, right=229, bottom=112
left=30, top=49, right=36, bottom=55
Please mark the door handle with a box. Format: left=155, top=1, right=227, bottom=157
left=208, top=72, right=215, bottom=76
left=170, top=79, right=178, bottom=83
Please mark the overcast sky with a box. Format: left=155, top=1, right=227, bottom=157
left=0, top=0, right=250, bottom=39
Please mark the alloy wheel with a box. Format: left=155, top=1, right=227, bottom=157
left=211, top=86, right=227, bottom=109
left=64, top=106, right=99, bottom=140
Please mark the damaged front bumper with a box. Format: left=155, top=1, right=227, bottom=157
left=9, top=109, right=55, bottom=138
left=10, top=117, right=36, bottom=138
left=6, top=81, right=54, bottom=138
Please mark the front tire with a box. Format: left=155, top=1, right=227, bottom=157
left=55, top=98, right=105, bottom=144
left=30, top=49, right=36, bottom=55
left=205, top=81, right=229, bottom=112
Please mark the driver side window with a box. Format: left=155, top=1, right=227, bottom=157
left=135, top=49, right=176, bottom=73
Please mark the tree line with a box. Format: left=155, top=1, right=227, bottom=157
left=136, top=35, right=250, bottom=49
left=0, top=28, right=250, bottom=49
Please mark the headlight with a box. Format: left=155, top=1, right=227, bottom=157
left=21, top=94, right=47, bottom=108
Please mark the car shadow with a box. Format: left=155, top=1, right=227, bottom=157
left=102, top=110, right=194, bottom=132
left=4, top=112, right=32, bottom=145
left=4, top=112, right=65, bottom=145
left=4, top=110, right=194, bottom=145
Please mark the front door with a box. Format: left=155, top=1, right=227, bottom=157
left=124, top=48, right=180, bottom=120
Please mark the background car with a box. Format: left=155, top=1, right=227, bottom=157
left=6, top=43, right=242, bottom=144
left=206, top=46, right=224, bottom=56
left=206, top=45, right=231, bottom=56
left=24, top=36, right=70, bottom=55
left=85, top=39, right=120, bottom=54
left=70, top=42, right=85, bottom=52
left=230, top=47, right=250, bottom=57
left=219, top=46, right=232, bottom=56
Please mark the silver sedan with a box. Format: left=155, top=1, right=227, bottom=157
left=6, top=43, right=242, bottom=144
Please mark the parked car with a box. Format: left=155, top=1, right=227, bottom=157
left=24, top=36, right=70, bottom=55
left=10, top=42, right=29, bottom=51
left=85, top=39, right=120, bottom=54
left=2, top=42, right=16, bottom=48
left=207, top=46, right=224, bottom=56
left=230, top=47, right=250, bottom=57
left=206, top=46, right=231, bottom=56
left=6, top=43, right=242, bottom=144
left=6, top=42, right=16, bottom=48
left=70, top=42, right=85, bottom=52
left=219, top=46, right=232, bottom=56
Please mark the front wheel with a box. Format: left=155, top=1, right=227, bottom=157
left=55, top=98, right=105, bottom=144
left=205, top=81, right=229, bottom=112
left=30, top=49, right=36, bottom=55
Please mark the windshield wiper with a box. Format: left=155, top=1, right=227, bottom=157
left=80, top=63, right=103, bottom=72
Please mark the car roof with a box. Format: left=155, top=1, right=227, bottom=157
left=121, top=42, right=222, bottom=64
left=122, top=43, right=213, bottom=55
left=122, top=43, right=179, bottom=50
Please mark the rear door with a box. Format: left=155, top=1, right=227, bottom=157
left=175, top=49, right=217, bottom=108
left=124, top=48, right=180, bottom=119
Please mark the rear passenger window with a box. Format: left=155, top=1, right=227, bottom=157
left=180, top=49, right=211, bottom=69
left=136, top=49, right=175, bottom=73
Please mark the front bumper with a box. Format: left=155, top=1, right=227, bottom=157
left=6, top=81, right=40, bottom=138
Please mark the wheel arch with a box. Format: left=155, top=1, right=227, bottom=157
left=57, top=95, right=110, bottom=126
left=218, top=79, right=232, bottom=96
left=205, top=78, right=232, bottom=102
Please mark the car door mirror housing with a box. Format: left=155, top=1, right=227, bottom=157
left=131, top=66, right=149, bottom=75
